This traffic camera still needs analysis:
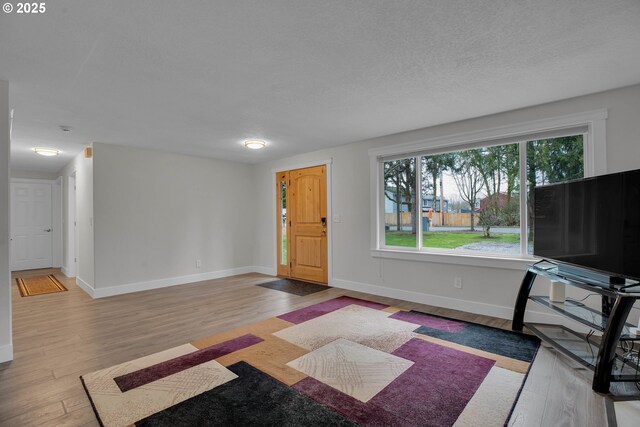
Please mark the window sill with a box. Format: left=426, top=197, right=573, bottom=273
left=370, top=248, right=534, bottom=271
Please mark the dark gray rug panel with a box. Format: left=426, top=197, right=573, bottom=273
left=411, top=310, right=540, bottom=362
left=135, top=361, right=356, bottom=427
left=257, top=278, right=330, bottom=296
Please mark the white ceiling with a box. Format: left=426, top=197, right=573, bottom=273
left=1, top=1, right=640, bottom=173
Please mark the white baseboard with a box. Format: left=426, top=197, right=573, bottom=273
left=252, top=266, right=277, bottom=276
left=91, top=266, right=258, bottom=299
left=0, top=343, right=13, bottom=363
left=330, top=277, right=566, bottom=326
left=75, top=276, right=96, bottom=298
left=61, top=265, right=76, bottom=278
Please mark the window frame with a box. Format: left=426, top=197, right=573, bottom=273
left=369, top=110, right=608, bottom=268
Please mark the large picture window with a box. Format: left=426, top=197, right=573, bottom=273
left=381, top=135, right=584, bottom=256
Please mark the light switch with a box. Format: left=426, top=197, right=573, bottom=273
left=333, top=214, right=341, bottom=223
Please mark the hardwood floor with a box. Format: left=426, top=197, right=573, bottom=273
left=0, top=269, right=612, bottom=426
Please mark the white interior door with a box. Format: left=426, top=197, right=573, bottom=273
left=11, top=182, right=53, bottom=271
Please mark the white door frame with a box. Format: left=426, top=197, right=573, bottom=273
left=63, top=173, right=77, bottom=277
left=10, top=178, right=62, bottom=271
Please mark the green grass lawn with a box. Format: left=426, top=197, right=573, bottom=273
left=385, top=231, right=520, bottom=248
left=282, top=232, right=287, bottom=263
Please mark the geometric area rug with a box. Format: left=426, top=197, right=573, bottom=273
left=81, top=296, right=540, bottom=427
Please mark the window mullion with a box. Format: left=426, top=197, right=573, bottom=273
left=378, top=160, right=385, bottom=249
left=519, top=142, right=528, bottom=256
left=416, top=156, right=423, bottom=250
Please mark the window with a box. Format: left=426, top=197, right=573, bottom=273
left=526, top=135, right=584, bottom=254
left=384, top=158, right=416, bottom=247
left=379, top=134, right=585, bottom=257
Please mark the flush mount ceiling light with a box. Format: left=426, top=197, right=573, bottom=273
left=244, top=139, right=266, bottom=150
left=33, top=147, right=60, bottom=157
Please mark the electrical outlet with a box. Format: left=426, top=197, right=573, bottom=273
left=454, top=277, right=463, bottom=289
left=196, top=259, right=202, bottom=268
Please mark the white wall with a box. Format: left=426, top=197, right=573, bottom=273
left=0, top=81, right=12, bottom=362
left=10, top=169, right=58, bottom=180
left=90, top=143, right=255, bottom=296
left=253, top=84, right=640, bottom=322
left=60, top=147, right=94, bottom=290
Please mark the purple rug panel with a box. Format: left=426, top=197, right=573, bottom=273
left=293, top=377, right=408, bottom=427
left=114, top=334, right=263, bottom=392
left=375, top=338, right=495, bottom=425
left=278, top=296, right=389, bottom=324
left=389, top=310, right=466, bottom=332
left=294, top=338, right=495, bottom=426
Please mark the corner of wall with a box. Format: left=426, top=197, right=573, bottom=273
left=75, top=276, right=95, bottom=298
left=59, top=148, right=96, bottom=290
left=0, top=80, right=12, bottom=362
left=0, top=343, right=13, bottom=364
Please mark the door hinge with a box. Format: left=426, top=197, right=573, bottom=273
left=74, top=257, right=77, bottom=262
left=289, top=220, right=291, bottom=226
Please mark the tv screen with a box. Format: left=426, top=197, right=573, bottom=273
left=533, top=169, right=640, bottom=281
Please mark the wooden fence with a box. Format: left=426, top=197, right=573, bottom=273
left=385, top=212, right=479, bottom=228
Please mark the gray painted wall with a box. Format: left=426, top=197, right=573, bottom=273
left=45, top=83, right=640, bottom=324
left=252, top=84, right=640, bottom=323
left=91, top=143, right=256, bottom=291
left=10, top=170, right=59, bottom=180
left=60, top=149, right=94, bottom=289
left=0, top=81, right=12, bottom=362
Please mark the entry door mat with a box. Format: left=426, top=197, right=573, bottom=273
left=81, top=296, right=540, bottom=427
left=257, top=278, right=330, bottom=296
left=16, top=274, right=68, bottom=297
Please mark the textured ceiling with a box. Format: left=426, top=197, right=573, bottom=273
left=1, top=0, right=640, bottom=172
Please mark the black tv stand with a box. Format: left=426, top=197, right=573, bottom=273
left=557, top=263, right=626, bottom=286
left=512, top=261, right=640, bottom=394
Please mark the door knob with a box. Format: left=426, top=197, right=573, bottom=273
left=44, top=229, right=52, bottom=232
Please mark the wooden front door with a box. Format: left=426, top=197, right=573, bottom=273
left=276, top=165, right=328, bottom=284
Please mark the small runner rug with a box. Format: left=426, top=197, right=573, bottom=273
left=81, top=296, right=539, bottom=427
left=257, top=278, right=331, bottom=296
left=16, top=274, right=68, bottom=297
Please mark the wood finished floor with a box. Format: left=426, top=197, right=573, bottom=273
left=1, top=269, right=612, bottom=426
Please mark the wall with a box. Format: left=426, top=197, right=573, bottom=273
left=0, top=81, right=12, bottom=362
left=60, top=147, right=94, bottom=290
left=10, top=169, right=59, bottom=180
left=90, top=143, right=255, bottom=296
left=253, top=84, right=640, bottom=322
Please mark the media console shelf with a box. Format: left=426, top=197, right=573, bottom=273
left=512, top=261, right=640, bottom=393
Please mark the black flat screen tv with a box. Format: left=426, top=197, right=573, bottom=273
left=533, top=168, right=640, bottom=282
